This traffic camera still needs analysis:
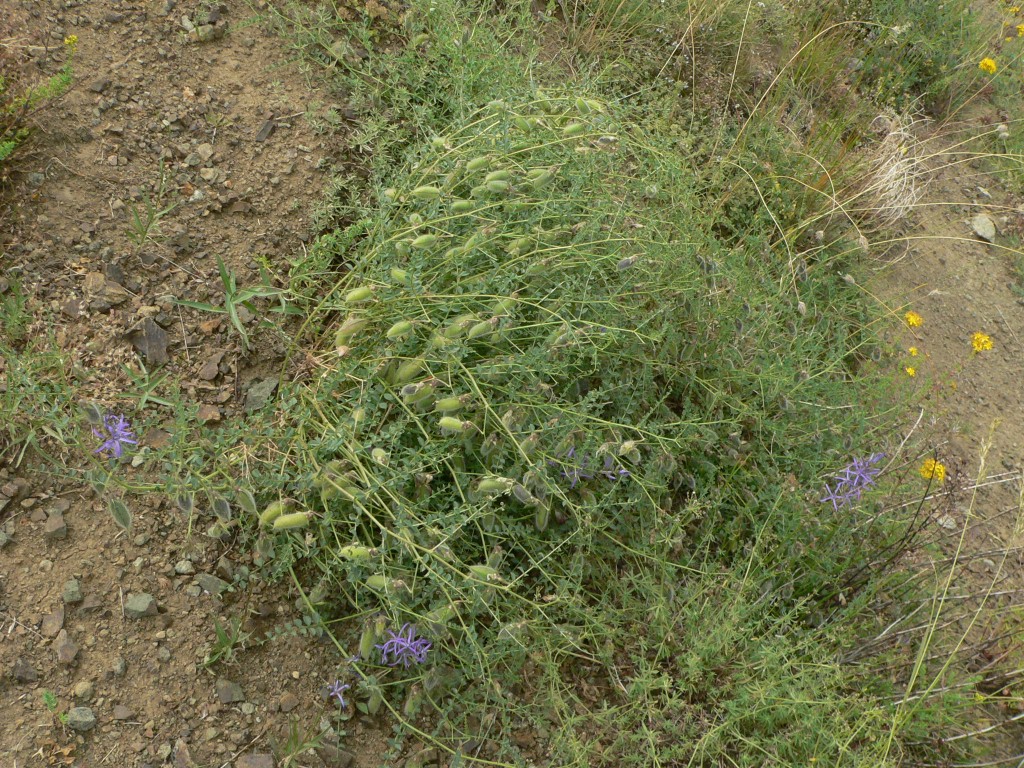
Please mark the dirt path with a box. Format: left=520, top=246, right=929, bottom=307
left=0, top=2, right=389, bottom=766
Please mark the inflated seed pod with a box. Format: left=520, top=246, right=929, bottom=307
left=258, top=500, right=291, bottom=528
left=529, top=170, right=555, bottom=190
left=403, top=687, right=423, bottom=719
left=273, top=511, right=312, bottom=530
left=467, top=564, right=501, bottom=582
left=358, top=625, right=377, bottom=660
left=386, top=320, right=414, bottom=340
left=451, top=199, right=474, bottom=213
left=433, top=396, right=463, bottom=413
left=412, top=185, right=441, bottom=201
left=486, top=179, right=510, bottom=194
left=512, top=483, right=539, bottom=506
left=394, top=241, right=410, bottom=257
left=477, top=476, right=513, bottom=495
left=411, top=233, right=439, bottom=249
left=430, top=136, right=447, bottom=150
left=442, top=314, right=477, bottom=339
left=534, top=501, right=551, bottom=531
left=402, top=381, right=436, bottom=406
left=490, top=295, right=517, bottom=316
left=392, top=358, right=425, bottom=385
left=466, top=155, right=490, bottom=172
left=407, top=213, right=423, bottom=226
left=513, top=116, right=532, bottom=132
left=335, top=315, right=370, bottom=347
left=470, top=184, right=488, bottom=198
left=562, top=122, right=586, bottom=137
left=438, top=416, right=474, bottom=433
left=485, top=170, right=511, bottom=183
left=364, top=574, right=391, bottom=592
left=371, top=447, right=389, bottom=466
left=338, top=544, right=375, bottom=561
left=382, top=188, right=398, bottom=201
left=390, top=267, right=412, bottom=286
left=467, top=318, right=498, bottom=340
left=410, top=32, right=430, bottom=47
left=486, top=99, right=507, bottom=112
left=344, top=286, right=375, bottom=304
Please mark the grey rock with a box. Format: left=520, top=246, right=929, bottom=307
left=11, top=657, right=38, bottom=683
left=315, top=745, right=355, bottom=768
left=157, top=645, right=172, bottom=662
left=240, top=702, right=256, bottom=715
left=134, top=533, right=151, bottom=546
left=196, top=573, right=231, bottom=595
left=184, top=584, right=203, bottom=598
left=66, top=706, right=97, bottom=731
left=279, top=692, right=299, bottom=713
left=216, top=678, right=245, bottom=704
left=63, top=578, right=84, bottom=604
left=54, top=629, right=79, bottom=664
left=235, top=755, right=275, bottom=768
left=112, top=656, right=128, bottom=676
left=113, top=704, right=134, bottom=720
left=89, top=78, right=110, bottom=93
left=174, top=559, right=195, bottom=575
left=196, top=143, right=214, bottom=162
left=124, top=593, right=158, bottom=618
left=41, top=604, right=65, bottom=637
left=43, top=512, right=67, bottom=540
left=0, top=530, right=10, bottom=548
left=173, top=738, right=197, bottom=768
left=971, top=213, right=996, bottom=243
left=244, top=378, right=278, bottom=412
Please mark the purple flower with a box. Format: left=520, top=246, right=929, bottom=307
left=93, top=413, right=137, bottom=459
left=327, top=680, right=350, bottom=707
left=821, top=453, right=884, bottom=511
left=375, top=624, right=432, bottom=668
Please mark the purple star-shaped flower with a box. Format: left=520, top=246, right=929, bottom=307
left=821, top=453, right=884, bottom=511
left=327, top=680, right=350, bottom=707
left=93, top=413, right=138, bottom=459
left=375, top=624, right=432, bottom=669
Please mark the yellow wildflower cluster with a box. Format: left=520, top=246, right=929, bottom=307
left=980, top=57, right=998, bottom=75
left=904, top=366, right=916, bottom=377
left=64, top=34, right=78, bottom=47
left=904, top=310, right=923, bottom=328
left=908, top=346, right=919, bottom=356
left=971, top=332, right=994, bottom=353
left=919, top=458, right=946, bottom=483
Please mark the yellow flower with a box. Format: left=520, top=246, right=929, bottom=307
left=904, top=310, right=923, bottom=328
left=1018, top=23, right=1024, bottom=35
left=919, top=458, right=946, bottom=483
left=908, top=346, right=919, bottom=356
left=1012, top=5, right=1021, bottom=13
left=905, top=366, right=916, bottom=377
left=980, top=57, right=998, bottom=74
left=971, top=332, right=994, bottom=352
left=63, top=34, right=78, bottom=46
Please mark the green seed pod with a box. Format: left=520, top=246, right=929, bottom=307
left=382, top=188, right=398, bottom=201
left=338, top=544, right=375, bottom=561
left=562, top=122, right=586, bottom=137
left=402, top=381, right=437, bottom=406
left=513, top=116, right=531, bottom=132
left=486, top=99, right=506, bottom=112
left=359, top=625, right=377, bottom=660
left=451, top=199, right=474, bottom=213
left=403, top=687, right=423, bottom=719
left=466, top=155, right=490, bottom=172
left=467, top=564, right=501, bottom=582
left=442, top=313, right=477, bottom=339
left=433, top=396, right=463, bottom=413
left=485, top=170, right=511, bottom=184
left=512, top=483, right=539, bottom=506
left=535, top=501, right=551, bottom=531
left=351, top=407, right=366, bottom=429
left=431, top=135, right=447, bottom=150
left=467, top=318, right=497, bottom=340
left=410, top=32, right=430, bottom=47
left=273, top=511, right=312, bottom=530
left=258, top=500, right=290, bottom=528
left=525, top=167, right=549, bottom=180
left=477, top=476, right=512, bottom=495
left=470, top=184, right=488, bottom=198
left=529, top=170, right=555, bottom=190
left=407, top=212, right=423, bottom=226
left=390, top=267, right=412, bottom=286
left=344, top=286, right=375, bottom=304
left=394, top=241, right=410, bottom=257
left=393, top=358, right=425, bottom=384
left=490, top=296, right=517, bottom=316
left=371, top=447, right=389, bottom=466
left=412, top=185, right=441, bottom=201
left=411, top=233, right=439, bottom=249
left=486, top=180, right=510, bottom=194
left=386, top=320, right=414, bottom=340
left=438, top=416, right=473, bottom=433
left=521, top=432, right=540, bottom=457
left=335, top=315, right=371, bottom=347
left=365, top=574, right=390, bottom=592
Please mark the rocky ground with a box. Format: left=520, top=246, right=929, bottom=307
left=0, top=0, right=391, bottom=766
